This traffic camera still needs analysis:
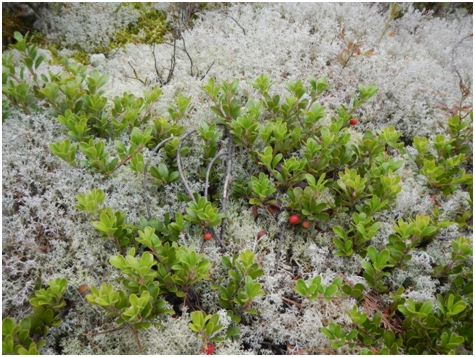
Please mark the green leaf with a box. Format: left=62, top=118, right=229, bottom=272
left=226, top=326, right=240, bottom=337
left=447, top=300, right=466, bottom=316
left=383, top=330, right=395, bottom=348
left=419, top=301, right=433, bottom=316
left=324, top=284, right=338, bottom=297
left=367, top=245, right=378, bottom=263
left=321, top=326, right=334, bottom=339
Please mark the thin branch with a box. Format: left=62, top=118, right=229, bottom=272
left=127, top=61, right=146, bottom=85
left=219, top=10, right=246, bottom=35
left=177, top=130, right=197, bottom=202
left=150, top=40, right=177, bottom=86
left=124, top=322, right=143, bottom=353
left=451, top=33, right=473, bottom=94
left=109, top=147, right=144, bottom=175
left=204, top=150, right=227, bottom=199
left=274, top=223, right=286, bottom=274
left=162, top=39, right=203, bottom=80
left=199, top=239, right=208, bottom=254
left=151, top=43, right=161, bottom=81
left=292, top=263, right=313, bottom=281
left=143, top=136, right=176, bottom=219
left=281, top=296, right=302, bottom=308
left=105, top=46, right=121, bottom=60
left=176, top=130, right=227, bottom=251
left=219, top=129, right=234, bottom=242
left=210, top=226, right=227, bottom=251
left=84, top=325, right=125, bottom=337
left=167, top=39, right=177, bottom=84
left=138, top=101, right=155, bottom=124
left=181, top=36, right=194, bottom=77
left=200, top=60, right=216, bottom=81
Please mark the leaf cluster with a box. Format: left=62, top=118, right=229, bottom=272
left=211, top=250, right=264, bottom=321
left=2, top=278, right=68, bottom=355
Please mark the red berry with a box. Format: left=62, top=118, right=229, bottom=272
left=203, top=232, right=213, bottom=241
left=349, top=118, right=358, bottom=126
left=203, top=343, right=214, bottom=355
left=302, top=221, right=310, bottom=229
left=289, top=215, right=300, bottom=225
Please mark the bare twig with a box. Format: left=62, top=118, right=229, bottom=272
left=219, top=129, right=234, bottom=242
left=176, top=130, right=227, bottom=251
left=338, top=272, right=354, bottom=287
left=167, top=39, right=177, bottom=84
left=199, top=239, right=208, bottom=254
left=451, top=33, right=473, bottom=95
left=84, top=325, right=125, bottom=337
left=143, top=136, right=175, bottom=219
left=281, top=296, right=302, bottom=308
left=138, top=101, right=155, bottom=124
left=200, top=60, right=216, bottom=81
left=274, top=223, right=286, bottom=274
left=86, top=321, right=143, bottom=352
left=177, top=130, right=197, bottom=202
left=109, top=147, right=147, bottom=175
left=219, top=10, right=246, bottom=35
left=124, top=322, right=143, bottom=352
left=127, top=61, right=146, bottom=85
left=204, top=151, right=227, bottom=199
left=181, top=36, right=194, bottom=77
left=85, top=318, right=141, bottom=351
left=292, top=263, right=313, bottom=281
left=151, top=40, right=177, bottom=86
left=105, top=46, right=121, bottom=60
left=162, top=40, right=214, bottom=81
left=210, top=226, right=227, bottom=251
left=151, top=43, right=161, bottom=81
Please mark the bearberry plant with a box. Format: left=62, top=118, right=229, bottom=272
left=2, top=31, right=472, bottom=355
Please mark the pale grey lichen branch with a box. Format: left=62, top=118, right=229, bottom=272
left=219, top=130, right=235, bottom=242
left=204, top=150, right=227, bottom=199
left=143, top=136, right=175, bottom=219
left=177, top=130, right=197, bottom=202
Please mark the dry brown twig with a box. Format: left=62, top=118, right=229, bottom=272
left=281, top=296, right=302, bottom=309
left=292, top=263, right=313, bottom=281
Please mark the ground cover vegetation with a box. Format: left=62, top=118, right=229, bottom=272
left=2, top=2, right=473, bottom=355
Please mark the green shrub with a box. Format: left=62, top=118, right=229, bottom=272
left=2, top=32, right=472, bottom=355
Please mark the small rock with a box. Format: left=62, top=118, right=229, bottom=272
left=90, top=53, right=106, bottom=68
